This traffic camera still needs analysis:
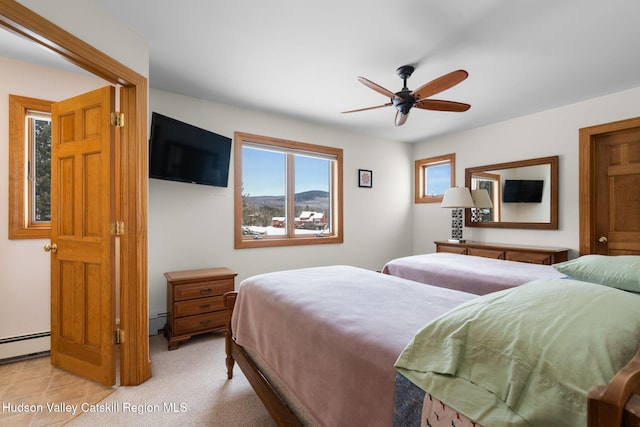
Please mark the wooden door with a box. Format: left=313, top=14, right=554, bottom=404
left=580, top=117, right=640, bottom=255
left=48, top=86, right=116, bottom=386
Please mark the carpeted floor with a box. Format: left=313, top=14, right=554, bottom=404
left=0, top=333, right=271, bottom=427
left=66, top=333, right=275, bottom=427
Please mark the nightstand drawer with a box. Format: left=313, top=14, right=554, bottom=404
left=173, top=279, right=234, bottom=301
left=174, top=296, right=225, bottom=317
left=173, top=311, right=228, bottom=335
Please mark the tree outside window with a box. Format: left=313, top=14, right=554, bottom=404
left=30, top=112, right=52, bottom=222
left=8, top=95, right=52, bottom=239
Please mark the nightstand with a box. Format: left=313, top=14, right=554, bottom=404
left=164, top=267, right=237, bottom=350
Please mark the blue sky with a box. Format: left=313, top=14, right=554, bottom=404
left=242, top=147, right=329, bottom=196
left=426, top=163, right=450, bottom=196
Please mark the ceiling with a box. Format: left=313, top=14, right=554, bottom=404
left=3, top=0, right=640, bottom=143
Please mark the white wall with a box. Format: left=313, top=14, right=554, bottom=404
left=413, top=86, right=640, bottom=257
left=148, top=89, right=414, bottom=319
left=0, top=57, right=107, bottom=353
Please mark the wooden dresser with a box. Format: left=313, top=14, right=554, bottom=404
left=164, top=267, right=237, bottom=350
left=435, top=241, right=570, bottom=265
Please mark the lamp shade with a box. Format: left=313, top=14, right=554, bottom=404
left=471, top=189, right=493, bottom=208
left=441, top=187, right=474, bottom=208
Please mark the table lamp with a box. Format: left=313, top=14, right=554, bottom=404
left=441, top=187, right=474, bottom=243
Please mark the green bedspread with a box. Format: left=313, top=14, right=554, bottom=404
left=395, top=278, right=640, bottom=426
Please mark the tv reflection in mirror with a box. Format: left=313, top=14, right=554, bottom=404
left=503, top=179, right=543, bottom=203
left=148, top=112, right=232, bottom=187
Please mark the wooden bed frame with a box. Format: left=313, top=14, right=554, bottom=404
left=224, top=292, right=302, bottom=426
left=224, top=291, right=640, bottom=427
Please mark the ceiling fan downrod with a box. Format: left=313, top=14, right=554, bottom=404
left=394, top=65, right=416, bottom=114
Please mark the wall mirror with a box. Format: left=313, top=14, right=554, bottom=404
left=465, top=156, right=558, bottom=229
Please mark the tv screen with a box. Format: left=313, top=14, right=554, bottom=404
left=503, top=179, right=544, bottom=203
left=148, top=112, right=232, bottom=187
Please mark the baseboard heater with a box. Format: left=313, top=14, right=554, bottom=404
left=149, top=312, right=168, bottom=336
left=0, top=331, right=51, bottom=363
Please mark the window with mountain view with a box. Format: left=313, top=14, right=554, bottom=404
left=234, top=132, right=343, bottom=248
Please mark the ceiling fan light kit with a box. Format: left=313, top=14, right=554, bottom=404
left=342, top=65, right=471, bottom=126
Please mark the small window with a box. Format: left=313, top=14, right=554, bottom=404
left=234, top=132, right=343, bottom=248
left=415, top=153, right=455, bottom=203
left=8, top=95, right=53, bottom=239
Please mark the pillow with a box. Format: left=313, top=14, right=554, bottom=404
left=552, top=254, right=640, bottom=292
left=395, top=278, right=640, bottom=427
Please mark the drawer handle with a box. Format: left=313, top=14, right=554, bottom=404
left=200, top=288, right=212, bottom=294
left=199, top=304, right=211, bottom=310
left=199, top=319, right=212, bottom=326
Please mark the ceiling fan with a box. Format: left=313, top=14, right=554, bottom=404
left=342, top=65, right=470, bottom=126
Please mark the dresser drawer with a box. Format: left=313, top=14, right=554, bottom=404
left=506, top=251, right=552, bottom=264
left=173, top=296, right=225, bottom=317
left=467, top=248, right=505, bottom=259
left=437, top=245, right=467, bottom=255
left=173, top=311, right=228, bottom=335
left=173, top=279, right=234, bottom=301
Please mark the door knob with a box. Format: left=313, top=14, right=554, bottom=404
left=598, top=236, right=608, bottom=243
left=44, top=243, right=58, bottom=253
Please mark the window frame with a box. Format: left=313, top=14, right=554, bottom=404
left=414, top=153, right=456, bottom=203
left=234, top=131, right=343, bottom=249
left=8, top=94, right=53, bottom=239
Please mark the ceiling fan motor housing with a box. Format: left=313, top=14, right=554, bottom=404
left=392, top=90, right=415, bottom=114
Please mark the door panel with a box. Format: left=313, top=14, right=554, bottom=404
left=593, top=126, right=640, bottom=255
left=49, top=86, right=116, bottom=386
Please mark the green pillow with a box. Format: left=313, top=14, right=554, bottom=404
left=394, top=278, right=640, bottom=427
left=552, top=255, right=640, bottom=292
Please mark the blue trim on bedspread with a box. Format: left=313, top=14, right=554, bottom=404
left=393, top=373, right=424, bottom=427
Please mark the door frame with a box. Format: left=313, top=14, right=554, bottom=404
left=0, top=0, right=151, bottom=385
left=579, top=116, right=640, bottom=256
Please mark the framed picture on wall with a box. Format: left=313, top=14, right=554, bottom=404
left=358, top=169, right=372, bottom=188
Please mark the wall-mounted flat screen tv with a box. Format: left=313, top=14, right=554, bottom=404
left=503, top=179, right=544, bottom=203
left=148, top=112, right=232, bottom=187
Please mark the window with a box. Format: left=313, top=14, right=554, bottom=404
left=234, top=132, right=343, bottom=248
left=415, top=153, right=455, bottom=203
left=8, top=95, right=53, bottom=239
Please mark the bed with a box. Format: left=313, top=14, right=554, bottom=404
left=381, top=252, right=567, bottom=294
left=225, top=256, right=640, bottom=426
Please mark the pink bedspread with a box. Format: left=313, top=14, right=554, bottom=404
left=231, top=265, right=476, bottom=427
left=382, top=252, right=566, bottom=295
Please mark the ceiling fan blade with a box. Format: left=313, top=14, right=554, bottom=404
left=411, top=69, right=469, bottom=100
left=395, top=110, right=409, bottom=126
left=357, top=77, right=397, bottom=99
left=415, top=99, right=471, bottom=112
left=341, top=103, right=392, bottom=114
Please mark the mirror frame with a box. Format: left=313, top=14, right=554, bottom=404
left=465, top=155, right=559, bottom=229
